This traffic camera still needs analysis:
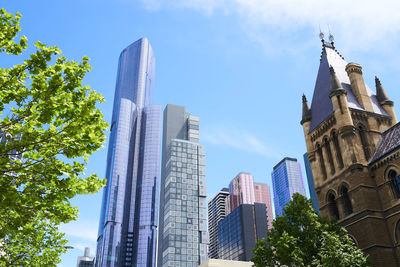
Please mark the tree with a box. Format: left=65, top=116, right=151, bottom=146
left=0, top=9, right=108, bottom=265
left=252, top=193, right=370, bottom=267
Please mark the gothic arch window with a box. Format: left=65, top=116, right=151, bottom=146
left=358, top=124, right=370, bottom=161
left=326, top=191, right=339, bottom=220
left=323, top=136, right=335, bottom=175
left=317, top=143, right=327, bottom=180
left=388, top=170, right=400, bottom=198
left=395, top=220, right=400, bottom=244
left=331, top=130, right=344, bottom=169
left=339, top=183, right=353, bottom=216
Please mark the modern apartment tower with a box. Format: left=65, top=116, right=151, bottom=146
left=271, top=157, right=306, bottom=217
left=208, top=188, right=230, bottom=259
left=254, top=182, right=274, bottom=229
left=217, top=203, right=267, bottom=261
left=157, top=104, right=208, bottom=267
left=96, top=38, right=162, bottom=267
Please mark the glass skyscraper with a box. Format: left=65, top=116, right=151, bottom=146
left=303, top=152, right=319, bottom=214
left=217, top=203, right=267, bottom=261
left=271, top=157, right=306, bottom=217
left=96, top=38, right=162, bottom=267
left=157, top=104, right=208, bottom=267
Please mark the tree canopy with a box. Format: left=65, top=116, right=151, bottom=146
left=252, top=193, right=370, bottom=267
left=0, top=9, right=108, bottom=265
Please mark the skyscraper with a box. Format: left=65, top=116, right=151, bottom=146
left=217, top=203, right=267, bottom=261
left=253, top=182, right=274, bottom=229
left=96, top=38, right=162, bottom=267
left=303, top=153, right=319, bottom=213
left=208, top=188, right=230, bottom=259
left=77, top=247, right=94, bottom=267
left=157, top=104, right=208, bottom=267
left=227, top=172, right=255, bottom=214
left=271, top=157, right=306, bottom=217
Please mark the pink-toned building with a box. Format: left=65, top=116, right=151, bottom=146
left=226, top=172, right=274, bottom=230
left=254, top=182, right=274, bottom=229
left=228, top=172, right=255, bottom=213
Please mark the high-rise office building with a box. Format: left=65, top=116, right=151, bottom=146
left=157, top=104, right=208, bottom=267
left=253, top=182, right=274, bottom=229
left=77, top=247, right=94, bottom=267
left=271, top=157, right=306, bottom=217
left=208, top=188, right=230, bottom=259
left=227, top=172, right=255, bottom=214
left=303, top=153, right=319, bottom=213
left=217, top=203, right=267, bottom=261
left=96, top=38, right=162, bottom=267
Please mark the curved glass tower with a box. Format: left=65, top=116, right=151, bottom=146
left=96, top=38, right=162, bottom=267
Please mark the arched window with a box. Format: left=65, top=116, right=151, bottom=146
left=395, top=220, right=400, bottom=244
left=388, top=170, right=400, bottom=198
left=358, top=125, right=370, bottom=161
left=317, top=143, right=327, bottom=180
left=323, top=136, right=335, bottom=175
left=327, top=191, right=339, bottom=220
left=339, top=184, right=353, bottom=216
left=331, top=130, right=344, bottom=169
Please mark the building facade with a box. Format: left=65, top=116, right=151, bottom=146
left=271, top=157, right=306, bottom=217
left=301, top=36, right=400, bottom=266
left=303, top=153, right=319, bottom=213
left=157, top=104, right=208, bottom=267
left=208, top=188, right=230, bottom=259
left=217, top=203, right=267, bottom=261
left=254, top=182, right=274, bottom=229
left=96, top=38, right=162, bottom=267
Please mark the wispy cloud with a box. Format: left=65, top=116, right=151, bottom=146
left=202, top=126, right=280, bottom=158
left=138, top=0, right=400, bottom=52
left=59, top=220, right=98, bottom=242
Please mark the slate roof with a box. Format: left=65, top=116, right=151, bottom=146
left=369, top=122, right=400, bottom=164
left=309, top=44, right=388, bottom=132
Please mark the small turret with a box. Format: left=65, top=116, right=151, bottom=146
left=375, top=76, right=391, bottom=104
left=329, top=66, right=346, bottom=97
left=375, top=76, right=396, bottom=124
left=301, top=94, right=311, bottom=125
left=345, top=62, right=374, bottom=112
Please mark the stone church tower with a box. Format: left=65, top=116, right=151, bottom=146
left=302, top=37, right=400, bottom=266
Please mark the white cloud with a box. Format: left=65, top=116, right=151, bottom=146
left=59, top=220, right=98, bottom=242
left=138, top=0, right=400, bottom=52
left=202, top=126, right=280, bottom=158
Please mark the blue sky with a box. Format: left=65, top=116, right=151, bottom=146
left=4, top=1, right=400, bottom=266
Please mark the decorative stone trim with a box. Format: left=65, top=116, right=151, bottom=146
left=370, top=150, right=400, bottom=170
left=310, top=115, right=336, bottom=142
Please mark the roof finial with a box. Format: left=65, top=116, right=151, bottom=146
left=319, top=27, right=325, bottom=45
left=327, top=24, right=335, bottom=48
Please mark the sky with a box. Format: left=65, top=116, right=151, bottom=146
left=4, top=1, right=400, bottom=266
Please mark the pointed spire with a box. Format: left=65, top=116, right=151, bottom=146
left=301, top=94, right=311, bottom=125
left=329, top=66, right=346, bottom=97
left=375, top=76, right=391, bottom=103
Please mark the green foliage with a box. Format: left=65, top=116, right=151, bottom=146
left=0, top=9, right=108, bottom=265
left=252, top=193, right=370, bottom=267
